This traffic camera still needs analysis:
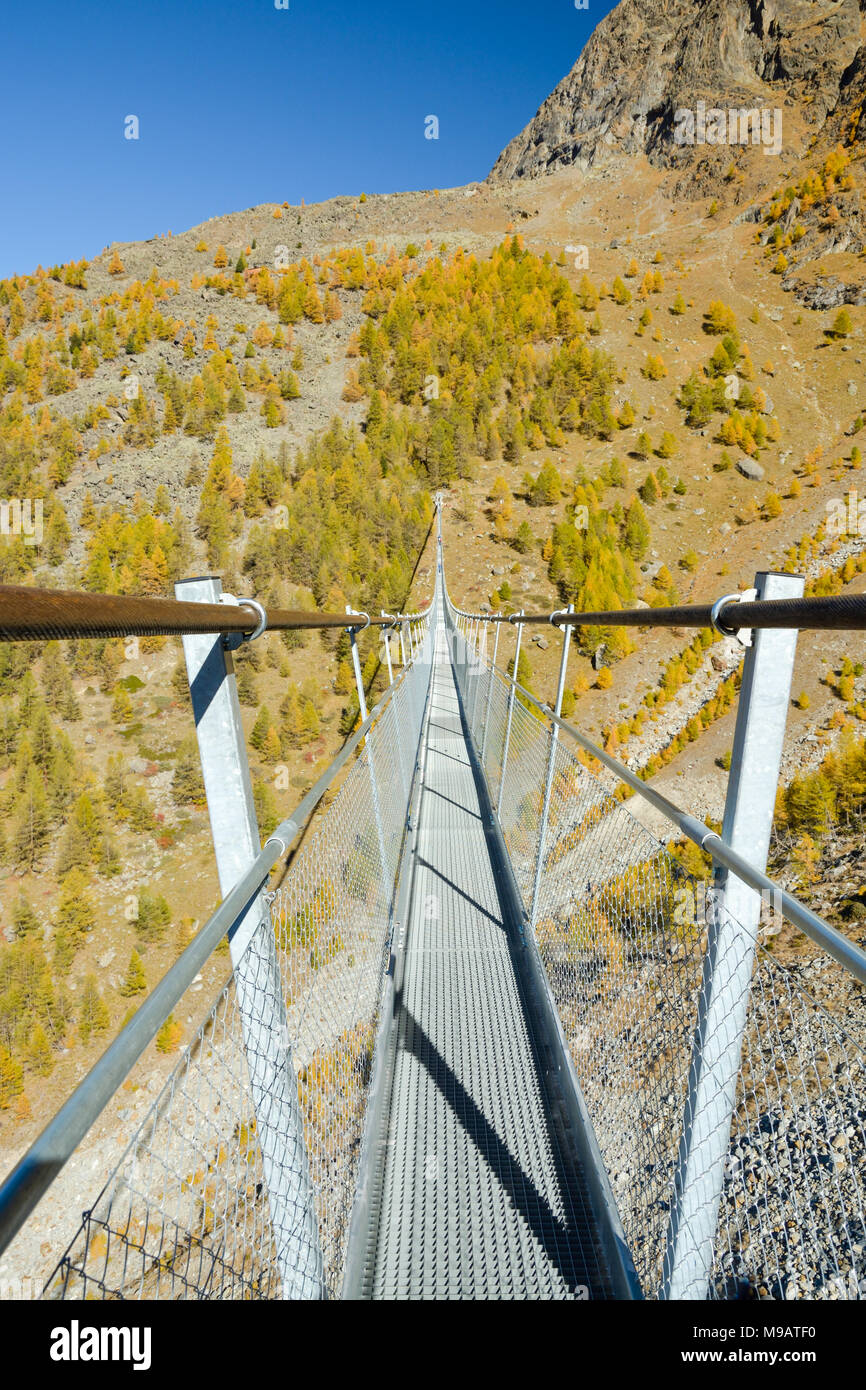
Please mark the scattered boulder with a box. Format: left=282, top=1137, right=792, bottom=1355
left=736, top=457, right=764, bottom=481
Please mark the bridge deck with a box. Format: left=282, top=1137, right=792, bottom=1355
left=360, top=614, right=615, bottom=1299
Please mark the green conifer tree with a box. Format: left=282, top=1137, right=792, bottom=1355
left=27, top=1023, right=54, bottom=1076
left=119, top=949, right=147, bottom=998
left=0, top=1047, right=24, bottom=1110
left=78, top=974, right=110, bottom=1045
left=53, top=867, right=95, bottom=971
left=12, top=892, right=40, bottom=939
left=15, top=766, right=50, bottom=870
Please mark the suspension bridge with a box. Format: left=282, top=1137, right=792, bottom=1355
left=0, top=501, right=865, bottom=1300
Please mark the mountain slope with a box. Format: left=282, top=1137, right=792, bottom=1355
left=489, top=0, right=865, bottom=183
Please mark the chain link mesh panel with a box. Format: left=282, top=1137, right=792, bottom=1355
left=448, top=614, right=866, bottom=1301
left=42, top=621, right=434, bottom=1301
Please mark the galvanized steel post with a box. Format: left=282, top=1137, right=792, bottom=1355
left=176, top=577, right=324, bottom=1299
left=497, top=611, right=524, bottom=819
left=481, top=620, right=501, bottom=766
left=662, top=570, right=805, bottom=1299
left=347, top=605, right=369, bottom=722
left=470, top=621, right=486, bottom=734
left=381, top=611, right=394, bottom=686
left=529, top=605, right=573, bottom=926
left=348, top=606, right=391, bottom=903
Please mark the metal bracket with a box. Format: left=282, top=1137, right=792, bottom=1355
left=709, top=588, right=757, bottom=647
left=549, top=609, right=569, bottom=627
left=237, top=597, right=268, bottom=642
left=346, top=609, right=371, bottom=631
left=219, top=592, right=267, bottom=645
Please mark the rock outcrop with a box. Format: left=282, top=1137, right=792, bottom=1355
left=489, top=0, right=865, bottom=182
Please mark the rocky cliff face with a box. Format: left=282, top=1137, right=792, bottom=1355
left=489, top=0, right=865, bottom=182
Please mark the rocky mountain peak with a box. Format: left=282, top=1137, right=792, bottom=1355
left=489, top=0, right=865, bottom=182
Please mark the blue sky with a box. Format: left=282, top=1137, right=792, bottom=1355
left=0, top=0, right=618, bottom=278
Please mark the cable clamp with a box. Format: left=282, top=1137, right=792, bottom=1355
left=237, top=597, right=268, bottom=642
left=550, top=608, right=572, bottom=627
left=346, top=608, right=371, bottom=631
left=709, top=588, right=757, bottom=648
left=219, top=592, right=266, bottom=645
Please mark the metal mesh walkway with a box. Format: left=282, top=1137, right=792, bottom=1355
left=358, top=607, right=615, bottom=1299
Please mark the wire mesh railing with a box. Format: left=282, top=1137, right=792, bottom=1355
left=3, top=502, right=864, bottom=1303
left=446, top=604, right=866, bottom=1301
left=36, top=611, right=435, bottom=1301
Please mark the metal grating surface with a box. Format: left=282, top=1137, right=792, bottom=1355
left=364, top=610, right=614, bottom=1298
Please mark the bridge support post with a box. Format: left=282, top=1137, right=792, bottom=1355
left=381, top=612, right=394, bottom=686
left=529, top=606, right=573, bottom=927
left=346, top=606, right=369, bottom=723
left=466, top=619, right=475, bottom=727
left=176, top=576, right=324, bottom=1300
left=480, top=620, right=501, bottom=768
left=497, top=611, right=524, bottom=819
left=348, top=607, right=391, bottom=910
left=662, top=570, right=804, bottom=1300
left=470, top=621, right=486, bottom=734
